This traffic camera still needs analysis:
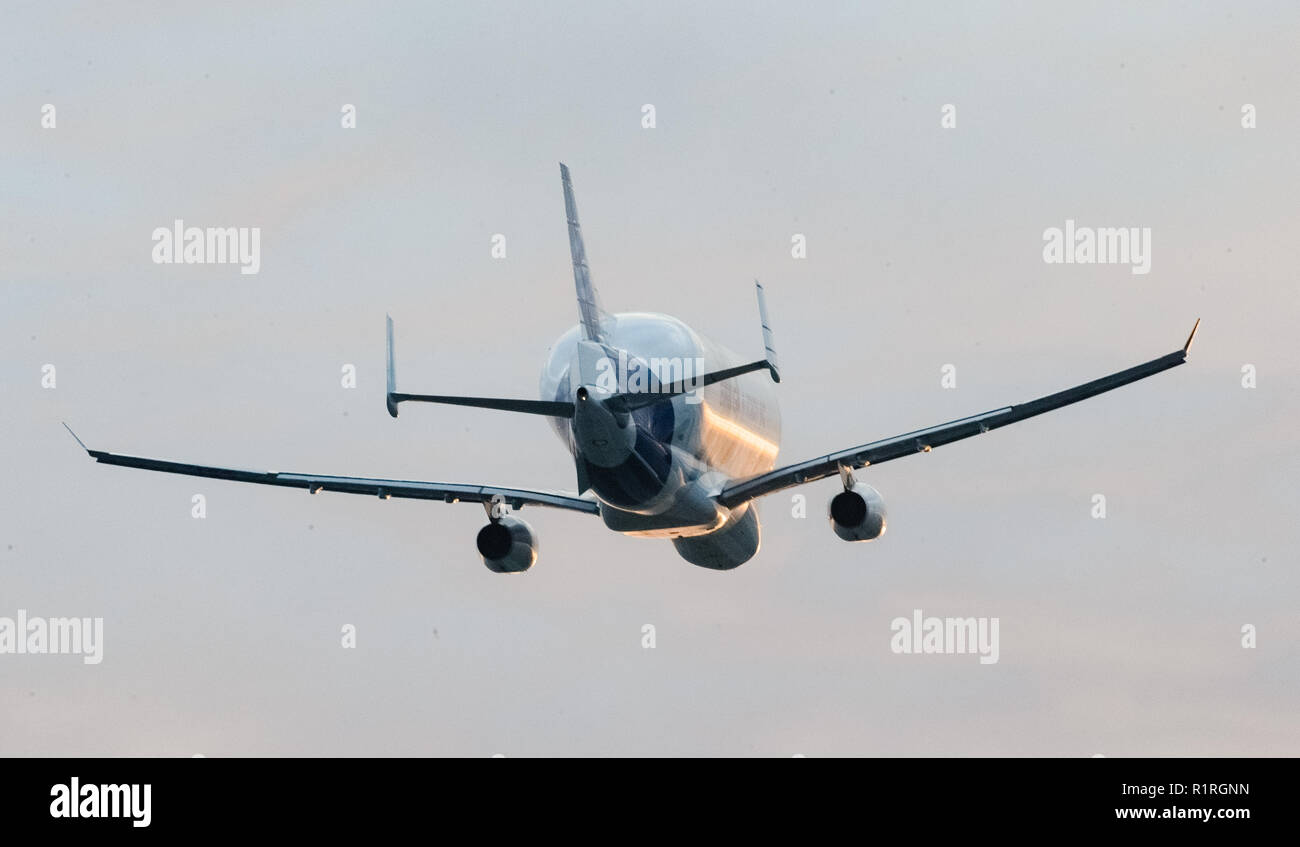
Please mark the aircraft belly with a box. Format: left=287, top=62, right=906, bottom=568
left=598, top=462, right=726, bottom=537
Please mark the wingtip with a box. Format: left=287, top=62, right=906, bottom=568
left=61, top=421, right=88, bottom=452
left=1184, top=318, right=1201, bottom=354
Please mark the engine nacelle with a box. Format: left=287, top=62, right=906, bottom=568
left=828, top=483, right=887, bottom=542
left=475, top=515, right=538, bottom=573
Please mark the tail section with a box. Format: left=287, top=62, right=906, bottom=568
left=386, top=314, right=399, bottom=417
left=385, top=314, right=574, bottom=419
left=600, top=281, right=782, bottom=412
left=754, top=280, right=780, bottom=383
left=560, top=163, right=611, bottom=343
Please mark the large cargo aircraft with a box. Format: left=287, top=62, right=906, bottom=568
left=68, top=164, right=1199, bottom=571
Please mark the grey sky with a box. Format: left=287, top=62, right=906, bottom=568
left=2, top=1, right=1297, bottom=755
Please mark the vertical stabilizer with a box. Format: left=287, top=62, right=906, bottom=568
left=754, top=280, right=780, bottom=383
left=560, top=163, right=611, bottom=343
left=386, top=314, right=399, bottom=417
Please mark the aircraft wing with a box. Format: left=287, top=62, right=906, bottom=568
left=63, top=425, right=600, bottom=515
left=717, top=321, right=1199, bottom=508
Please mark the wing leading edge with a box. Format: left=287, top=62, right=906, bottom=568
left=63, top=425, right=599, bottom=514
left=717, top=320, right=1200, bottom=508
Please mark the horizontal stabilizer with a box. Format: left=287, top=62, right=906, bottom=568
left=609, top=358, right=772, bottom=412
left=603, top=281, right=781, bottom=410
left=389, top=393, right=574, bottom=418
left=386, top=314, right=573, bottom=418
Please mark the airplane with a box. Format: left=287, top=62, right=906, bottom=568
left=66, top=164, right=1200, bottom=572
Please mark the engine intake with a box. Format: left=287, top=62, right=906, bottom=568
left=476, top=515, right=538, bottom=573
left=828, top=482, right=887, bottom=542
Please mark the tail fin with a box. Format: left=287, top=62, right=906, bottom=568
left=386, top=314, right=399, bottom=417
left=755, top=280, right=780, bottom=383
left=560, top=163, right=611, bottom=343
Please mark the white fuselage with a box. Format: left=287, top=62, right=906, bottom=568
left=540, top=313, right=780, bottom=568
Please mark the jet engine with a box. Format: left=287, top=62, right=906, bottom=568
left=828, top=482, right=887, bottom=542
left=475, top=515, right=539, bottom=573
